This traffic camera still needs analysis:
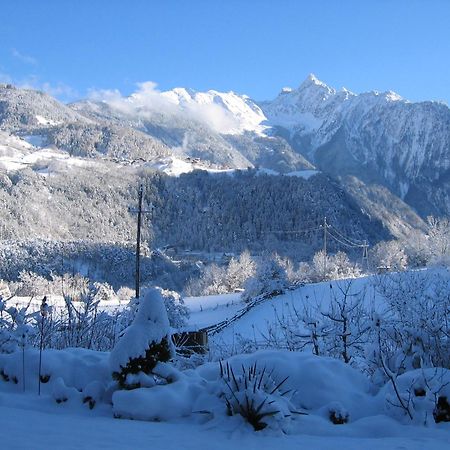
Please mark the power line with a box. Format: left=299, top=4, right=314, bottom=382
left=263, top=225, right=323, bottom=235
left=327, top=230, right=365, bottom=249
left=328, top=224, right=366, bottom=246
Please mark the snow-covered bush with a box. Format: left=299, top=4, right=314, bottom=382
left=110, top=288, right=174, bottom=389
left=243, top=254, right=288, bottom=302
left=0, top=347, right=110, bottom=395
left=371, top=271, right=450, bottom=375
left=378, top=368, right=450, bottom=425
left=0, top=295, right=34, bottom=354
left=111, top=350, right=374, bottom=429
left=159, top=288, right=189, bottom=329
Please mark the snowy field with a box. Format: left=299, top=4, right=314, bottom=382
left=1, top=272, right=449, bottom=449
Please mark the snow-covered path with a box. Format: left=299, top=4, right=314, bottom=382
left=1, top=400, right=449, bottom=450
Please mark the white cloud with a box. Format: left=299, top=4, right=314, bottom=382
left=88, top=81, right=240, bottom=134
left=3, top=73, right=78, bottom=102
left=11, top=48, right=37, bottom=65
left=0, top=72, right=13, bottom=84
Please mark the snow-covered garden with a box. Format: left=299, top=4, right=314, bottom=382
left=0, top=269, right=449, bottom=449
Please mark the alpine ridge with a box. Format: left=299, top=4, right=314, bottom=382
left=1, top=75, right=449, bottom=221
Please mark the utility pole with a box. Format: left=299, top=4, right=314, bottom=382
left=129, top=183, right=153, bottom=299
left=323, top=216, right=328, bottom=273
left=135, top=184, right=143, bottom=299
left=362, top=240, right=369, bottom=271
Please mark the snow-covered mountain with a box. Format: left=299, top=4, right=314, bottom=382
left=1, top=76, right=449, bottom=220
left=260, top=75, right=450, bottom=218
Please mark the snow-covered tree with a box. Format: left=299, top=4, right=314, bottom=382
left=243, top=253, right=288, bottom=302
left=110, top=288, right=173, bottom=389
left=327, top=252, right=361, bottom=280
left=370, top=240, right=408, bottom=272
left=426, top=216, right=450, bottom=266
left=225, top=250, right=256, bottom=292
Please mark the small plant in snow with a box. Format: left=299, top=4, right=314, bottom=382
left=218, top=361, right=302, bottom=431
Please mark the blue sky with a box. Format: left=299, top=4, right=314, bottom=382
left=1, top=0, right=449, bottom=103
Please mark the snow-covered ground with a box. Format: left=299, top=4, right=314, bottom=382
left=1, top=348, right=449, bottom=450
left=2, top=398, right=448, bottom=450
left=0, top=131, right=96, bottom=173
left=1, top=389, right=449, bottom=450
left=1, top=272, right=449, bottom=449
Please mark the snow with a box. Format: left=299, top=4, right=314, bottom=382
left=1, top=348, right=448, bottom=449
left=109, top=288, right=171, bottom=373
left=35, top=115, right=60, bottom=126
left=184, top=293, right=242, bottom=330
left=0, top=402, right=447, bottom=450
left=286, top=169, right=319, bottom=179
left=0, top=272, right=449, bottom=448
left=0, top=132, right=97, bottom=173
left=161, top=87, right=269, bottom=135
left=145, top=156, right=235, bottom=177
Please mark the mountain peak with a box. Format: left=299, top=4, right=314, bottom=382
left=299, top=73, right=329, bottom=90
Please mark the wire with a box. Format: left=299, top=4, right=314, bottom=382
left=328, top=224, right=366, bottom=246
left=327, top=229, right=366, bottom=248
left=265, top=226, right=322, bottom=235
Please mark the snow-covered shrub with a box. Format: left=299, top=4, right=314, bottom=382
left=159, top=289, right=189, bottom=329
left=217, top=360, right=298, bottom=431
left=110, top=288, right=174, bottom=389
left=371, top=271, right=450, bottom=374
left=378, top=368, right=450, bottom=425
left=111, top=350, right=375, bottom=428
left=52, top=376, right=80, bottom=404
left=14, top=271, right=52, bottom=296
left=0, top=296, right=34, bottom=354
left=112, top=364, right=201, bottom=421
left=328, top=252, right=362, bottom=279
left=116, top=286, right=134, bottom=303
left=82, top=380, right=105, bottom=409
left=243, top=254, right=288, bottom=302
left=196, top=350, right=373, bottom=423
left=0, top=280, right=11, bottom=299
left=327, top=402, right=349, bottom=424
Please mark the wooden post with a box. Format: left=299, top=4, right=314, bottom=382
left=129, top=183, right=153, bottom=299
left=323, top=217, right=327, bottom=274
left=135, top=184, right=143, bottom=299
